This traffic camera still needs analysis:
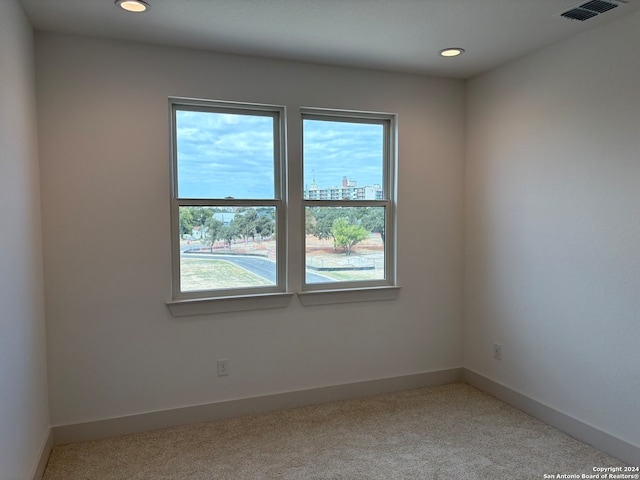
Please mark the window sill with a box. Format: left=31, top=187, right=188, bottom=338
left=297, top=285, right=401, bottom=306
left=166, top=286, right=400, bottom=316
left=166, top=292, right=294, bottom=317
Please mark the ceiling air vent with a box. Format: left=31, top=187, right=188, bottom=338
left=559, top=0, right=624, bottom=21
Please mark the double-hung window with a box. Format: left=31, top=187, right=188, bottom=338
left=301, top=109, right=396, bottom=292
left=168, top=99, right=397, bottom=314
left=169, top=98, right=286, bottom=302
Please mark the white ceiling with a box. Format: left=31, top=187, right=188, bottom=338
left=19, top=0, right=640, bottom=78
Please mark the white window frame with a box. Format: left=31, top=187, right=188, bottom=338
left=299, top=108, right=398, bottom=296
left=166, top=98, right=291, bottom=315
left=166, top=100, right=400, bottom=316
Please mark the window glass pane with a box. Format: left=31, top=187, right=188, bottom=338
left=303, top=119, right=384, bottom=200
left=305, top=206, right=385, bottom=284
left=176, top=110, right=275, bottom=199
left=179, top=206, right=277, bottom=292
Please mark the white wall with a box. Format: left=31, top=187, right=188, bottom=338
left=35, top=33, right=465, bottom=426
left=0, top=1, right=50, bottom=478
left=464, top=10, right=640, bottom=448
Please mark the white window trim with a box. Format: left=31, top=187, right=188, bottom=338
left=167, top=292, right=295, bottom=317
left=297, top=285, right=401, bottom=306
left=300, top=108, right=398, bottom=292
left=168, top=98, right=287, bottom=306
left=166, top=101, right=400, bottom=316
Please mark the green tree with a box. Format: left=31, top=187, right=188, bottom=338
left=305, top=209, right=317, bottom=235
left=358, top=207, right=385, bottom=244
left=331, top=217, right=369, bottom=255
left=189, top=207, right=214, bottom=242
left=255, top=214, right=275, bottom=238
left=233, top=209, right=259, bottom=242
left=307, top=207, right=358, bottom=244
left=219, top=224, right=239, bottom=247
left=179, top=207, right=195, bottom=238
left=204, top=217, right=224, bottom=251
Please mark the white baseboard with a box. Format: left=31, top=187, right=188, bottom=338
left=30, top=427, right=53, bottom=480
left=47, top=368, right=639, bottom=468
left=52, top=368, right=463, bottom=445
left=462, top=369, right=640, bottom=466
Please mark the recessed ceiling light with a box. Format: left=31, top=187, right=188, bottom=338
left=115, top=0, right=150, bottom=13
left=439, top=48, right=465, bottom=58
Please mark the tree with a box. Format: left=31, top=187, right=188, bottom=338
left=307, top=207, right=358, bottom=246
left=203, top=217, right=224, bottom=251
left=305, top=209, right=317, bottom=235
left=219, top=224, right=239, bottom=247
left=358, top=208, right=385, bottom=244
left=255, top=214, right=274, bottom=238
left=234, top=209, right=259, bottom=242
left=186, top=207, right=214, bottom=241
left=179, top=207, right=195, bottom=238
left=331, top=217, right=369, bottom=255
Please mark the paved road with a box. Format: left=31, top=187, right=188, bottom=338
left=182, top=252, right=332, bottom=283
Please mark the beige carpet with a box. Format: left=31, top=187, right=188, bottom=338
left=43, top=383, right=627, bottom=479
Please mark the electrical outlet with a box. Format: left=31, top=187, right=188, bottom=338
left=493, top=344, right=502, bottom=360
left=217, top=359, right=229, bottom=376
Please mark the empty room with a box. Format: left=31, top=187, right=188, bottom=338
left=1, top=0, right=638, bottom=479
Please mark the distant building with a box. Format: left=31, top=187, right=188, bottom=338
left=305, top=176, right=382, bottom=200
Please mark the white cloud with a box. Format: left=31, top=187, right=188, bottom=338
left=303, top=119, right=383, bottom=190
left=176, top=110, right=275, bottom=199
left=175, top=111, right=384, bottom=200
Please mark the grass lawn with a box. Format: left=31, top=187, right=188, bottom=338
left=181, top=256, right=383, bottom=291
left=181, top=258, right=273, bottom=291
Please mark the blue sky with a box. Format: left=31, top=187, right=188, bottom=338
left=177, top=110, right=275, bottom=199
left=176, top=110, right=383, bottom=199
left=303, top=119, right=383, bottom=191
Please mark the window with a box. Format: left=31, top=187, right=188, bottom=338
left=168, top=99, right=397, bottom=314
left=302, top=109, right=396, bottom=291
left=169, top=98, right=286, bottom=301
